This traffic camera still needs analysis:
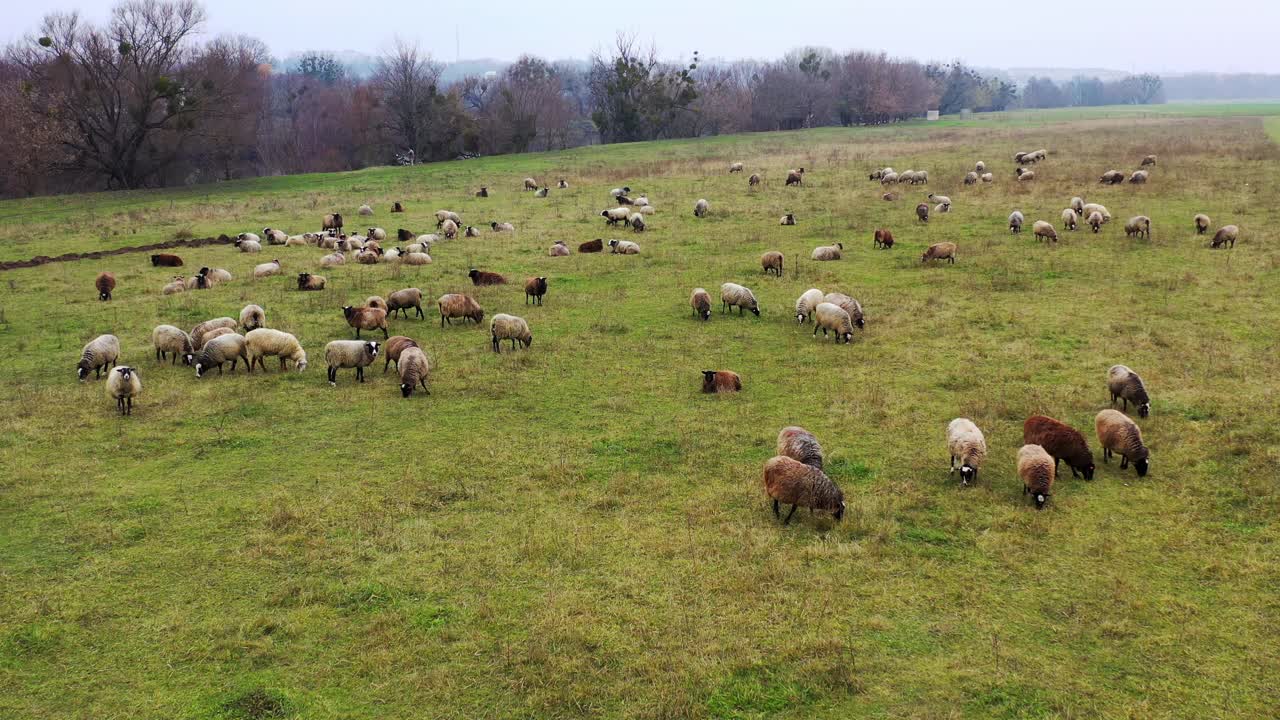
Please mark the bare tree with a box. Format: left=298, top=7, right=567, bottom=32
left=373, top=40, right=443, bottom=159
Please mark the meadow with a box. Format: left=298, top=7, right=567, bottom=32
left=1, top=107, right=1279, bottom=719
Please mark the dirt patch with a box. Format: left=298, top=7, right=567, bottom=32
left=0, top=234, right=233, bottom=272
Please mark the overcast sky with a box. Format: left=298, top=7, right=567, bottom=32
left=5, top=0, right=1278, bottom=74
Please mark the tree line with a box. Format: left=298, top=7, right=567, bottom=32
left=1, top=0, right=1166, bottom=198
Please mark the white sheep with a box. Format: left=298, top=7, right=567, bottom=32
left=795, top=288, right=825, bottom=324
left=694, top=199, right=709, bottom=217
left=235, top=235, right=262, bottom=253
left=1061, top=208, right=1078, bottom=231
left=253, top=259, right=282, bottom=278
left=239, top=304, right=266, bottom=331
left=946, top=418, right=987, bottom=485
left=975, top=161, right=986, bottom=173
left=1008, top=211, right=1025, bottom=233
left=245, top=328, right=307, bottom=373
left=608, top=239, right=640, bottom=254
left=194, top=333, right=249, bottom=378
left=980, top=172, right=993, bottom=183
left=324, top=340, right=379, bottom=385
left=152, top=325, right=195, bottom=365
left=191, top=317, right=237, bottom=349
left=262, top=228, right=288, bottom=245
left=812, top=302, right=855, bottom=344
left=720, top=283, right=759, bottom=316
left=106, top=366, right=142, bottom=415
left=320, top=251, right=346, bottom=267
left=810, top=243, right=843, bottom=261
left=490, top=314, right=532, bottom=352
left=358, top=204, right=374, bottom=216
left=822, top=293, right=865, bottom=330
left=397, top=346, right=431, bottom=397
left=76, top=334, right=120, bottom=380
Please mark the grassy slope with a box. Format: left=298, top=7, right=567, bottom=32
left=1, top=110, right=1279, bottom=719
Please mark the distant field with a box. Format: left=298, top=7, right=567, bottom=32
left=1, top=110, right=1279, bottom=719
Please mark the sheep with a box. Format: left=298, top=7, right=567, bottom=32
left=1099, top=170, right=1125, bottom=185
left=615, top=195, right=634, bottom=206
left=206, top=267, right=232, bottom=284
left=1124, top=216, right=1152, bottom=240
left=297, top=273, right=326, bottom=291
left=324, top=340, right=379, bottom=385
left=392, top=202, right=405, bottom=213
left=610, top=186, right=631, bottom=198
left=383, top=248, right=401, bottom=261
left=779, top=213, right=797, bottom=226
left=1210, top=224, right=1238, bottom=249
left=777, top=426, right=823, bottom=469
left=701, top=370, right=741, bottom=394
left=245, top=328, right=307, bottom=373
left=263, top=228, right=288, bottom=245
left=690, top=288, right=712, bottom=320
left=811, top=243, right=843, bottom=262
left=185, top=269, right=216, bottom=290
left=1018, top=444, right=1055, bottom=510
left=822, top=293, right=865, bottom=330
left=1107, top=364, right=1151, bottom=418
left=729, top=162, right=744, bottom=173
left=981, top=173, right=993, bottom=183
left=795, top=288, right=825, bottom=324
left=720, top=283, right=759, bottom=316
left=1008, top=211, right=1024, bottom=234
left=964, top=171, right=979, bottom=185
left=579, top=238, right=604, bottom=253
left=1141, top=155, right=1157, bottom=166
left=761, top=251, right=784, bottom=277
left=387, top=288, right=424, bottom=319
left=367, top=227, right=387, bottom=241
left=285, top=235, right=308, bottom=247
left=343, top=305, right=388, bottom=339
left=749, top=173, right=761, bottom=187
left=694, top=198, right=709, bottom=217
left=602, top=207, right=630, bottom=225
left=401, top=252, right=432, bottom=266
left=549, top=241, right=570, bottom=257
left=318, top=235, right=338, bottom=250
left=812, top=302, right=855, bottom=343
left=975, top=161, right=986, bottom=173
left=525, top=277, right=548, bottom=305
left=397, top=346, right=431, bottom=397
left=929, top=193, right=951, bottom=208
left=934, top=203, right=950, bottom=215
left=1017, top=170, right=1036, bottom=182
left=364, top=296, right=389, bottom=313
left=1129, top=170, right=1149, bottom=184
left=1033, top=220, right=1059, bottom=243
left=873, top=228, right=894, bottom=249
left=237, top=232, right=261, bottom=244
left=76, top=334, right=120, bottom=381
left=476, top=187, right=489, bottom=198
left=869, top=168, right=885, bottom=180
left=914, top=170, right=929, bottom=185
left=190, top=318, right=237, bottom=350
left=491, top=313, right=532, bottom=352
left=239, top=304, right=266, bottom=331
left=357, top=204, right=374, bottom=216
left=490, top=221, right=514, bottom=233
left=916, top=203, right=929, bottom=223
left=785, top=168, right=804, bottom=186
left=235, top=236, right=262, bottom=253
left=320, top=251, right=345, bottom=267
left=946, top=418, right=987, bottom=485
left=626, top=214, right=645, bottom=232
left=383, top=336, right=419, bottom=373
left=151, top=253, right=184, bottom=267
left=441, top=219, right=460, bottom=238
left=633, top=196, right=650, bottom=208
left=1095, top=409, right=1150, bottom=477
left=881, top=171, right=900, bottom=185
left=105, top=366, right=142, bottom=415
left=322, top=213, right=344, bottom=232
left=1053, top=208, right=1076, bottom=232
left=897, top=170, right=916, bottom=184
left=1015, top=167, right=1028, bottom=177
left=95, top=272, right=115, bottom=301
left=253, top=259, right=282, bottom=278
left=199, top=327, right=236, bottom=349
left=1070, top=197, right=1085, bottom=216
left=608, top=239, right=641, bottom=254
left=1082, top=203, right=1112, bottom=223
left=534, top=187, right=549, bottom=198
left=356, top=250, right=380, bottom=265
left=469, top=268, right=507, bottom=286
left=558, top=179, right=568, bottom=189
left=1087, top=211, right=1104, bottom=233
left=1194, top=214, right=1211, bottom=235
left=437, top=293, right=484, bottom=327
left=523, top=177, right=538, bottom=190
left=921, top=242, right=957, bottom=264
left=1023, top=416, right=1095, bottom=480
left=162, top=276, right=186, bottom=295
left=762, top=455, right=845, bottom=524
left=194, top=333, right=248, bottom=377
left=465, top=226, right=481, bottom=238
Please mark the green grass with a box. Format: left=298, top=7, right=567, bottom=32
left=2, top=109, right=1280, bottom=718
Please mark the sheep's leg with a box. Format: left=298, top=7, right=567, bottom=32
left=950, top=455, right=955, bottom=474
left=382, top=328, right=388, bottom=339
left=127, top=397, right=133, bottom=415
left=772, top=499, right=780, bottom=518
left=1120, top=456, right=1128, bottom=469
left=492, top=336, right=499, bottom=353
left=355, top=328, right=361, bottom=339
left=783, top=504, right=798, bottom=525
left=813, top=325, right=819, bottom=336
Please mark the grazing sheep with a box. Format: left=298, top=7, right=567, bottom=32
left=235, top=236, right=262, bottom=253
left=579, top=238, right=604, bottom=253
left=199, top=327, right=236, bottom=350
left=762, top=456, right=845, bottom=524
left=239, top=304, right=266, bottom=331
left=191, top=318, right=237, bottom=350
left=720, top=283, right=760, bottom=316
left=469, top=269, right=507, bottom=286
left=382, top=336, right=419, bottom=373
left=1033, top=220, right=1059, bottom=243
left=1129, top=170, right=1149, bottom=184
left=780, top=213, right=797, bottom=226
left=476, top=187, right=489, bottom=197
left=777, top=426, right=823, bottom=469
left=921, top=242, right=957, bottom=264
left=490, top=221, right=515, bottom=233
left=151, top=253, right=184, bottom=267
left=491, top=313, right=532, bottom=352
left=323, top=213, right=344, bottom=232
left=869, top=168, right=885, bottom=180
left=152, top=325, right=195, bottom=365
left=534, top=187, right=549, bottom=198
left=253, top=259, right=282, bottom=278
left=1107, top=364, right=1151, bottom=418
left=749, top=173, right=761, bottom=186
left=609, top=239, right=641, bottom=254
left=441, top=219, right=460, bottom=238
left=1099, top=170, right=1124, bottom=185
left=437, top=293, right=485, bottom=327
left=162, top=276, right=186, bottom=295
left=1071, top=197, right=1085, bottom=216
left=812, top=302, right=855, bottom=343
left=1194, top=214, right=1211, bottom=235
left=465, top=225, right=481, bottom=238
left=343, top=305, right=388, bottom=339
left=1018, top=444, right=1055, bottom=510
left=1082, top=203, right=1111, bottom=221
left=694, top=198, right=709, bottom=217
left=821, top=293, right=864, bottom=330
left=729, top=162, right=744, bottom=173
left=523, top=178, right=538, bottom=190
left=324, top=340, right=379, bottom=385
left=525, top=276, right=548, bottom=305
left=946, top=418, right=987, bottom=485
left=628, top=213, right=646, bottom=232
left=1009, top=211, right=1024, bottom=234
left=690, top=288, right=712, bottom=320
left=401, top=252, right=432, bottom=266
left=207, top=266, right=231, bottom=282
left=95, top=272, right=115, bottom=301
left=358, top=204, right=373, bottom=216
left=194, top=333, right=248, bottom=378
left=1061, top=208, right=1078, bottom=231
left=914, top=169, right=930, bottom=185
left=1096, top=409, right=1151, bottom=476
left=975, top=161, right=986, bottom=173
left=263, top=228, right=288, bottom=245
left=898, top=170, right=916, bottom=184
left=701, top=370, right=741, bottom=394
left=964, top=171, right=979, bottom=185
left=785, top=168, right=805, bottom=186
left=106, top=366, right=142, bottom=415
left=874, top=228, right=894, bottom=249
left=387, top=288, right=424, bottom=319
left=1210, top=224, right=1238, bottom=249
left=928, top=193, right=951, bottom=208
left=881, top=171, right=900, bottom=185
left=1023, top=416, right=1095, bottom=480
left=1017, top=170, right=1036, bottom=182
left=297, top=272, right=326, bottom=291
left=761, top=250, right=784, bottom=277
left=396, top=346, right=431, bottom=397
left=363, top=296, right=388, bottom=314
left=1141, top=155, right=1157, bottom=166
left=392, top=202, right=405, bottom=213
left=610, top=186, right=631, bottom=198
left=981, top=173, right=994, bottom=183
left=811, top=243, right=843, bottom=261
left=1124, top=215, right=1152, bottom=240
left=76, top=334, right=120, bottom=380
left=245, top=328, right=307, bottom=373
left=558, top=179, right=568, bottom=189
left=795, top=288, right=825, bottom=324
left=1087, top=211, right=1105, bottom=233
left=602, top=207, right=630, bottom=225
left=916, top=203, right=929, bottom=223
left=549, top=241, right=570, bottom=257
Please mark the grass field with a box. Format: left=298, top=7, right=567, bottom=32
left=2, top=107, right=1279, bottom=719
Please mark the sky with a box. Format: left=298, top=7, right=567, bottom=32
left=4, top=0, right=1279, bottom=75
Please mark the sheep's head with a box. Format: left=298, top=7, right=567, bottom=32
left=833, top=500, right=845, bottom=522
left=836, top=242, right=843, bottom=250
left=750, top=306, right=760, bottom=317
left=115, top=366, right=133, bottom=380
left=401, top=382, right=414, bottom=398
left=1135, top=458, right=1149, bottom=477
left=854, top=317, right=865, bottom=330
left=1034, top=492, right=1048, bottom=510
left=77, top=365, right=88, bottom=381
left=700, top=308, right=711, bottom=321
left=342, top=305, right=355, bottom=319
left=959, top=464, right=977, bottom=485
left=1082, top=463, right=1095, bottom=481
left=1138, top=403, right=1150, bottom=419
left=182, top=352, right=194, bottom=366
left=194, top=361, right=206, bottom=378
left=468, top=269, right=479, bottom=280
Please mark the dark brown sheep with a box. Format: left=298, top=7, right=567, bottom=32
left=95, top=272, right=116, bottom=301
left=762, top=455, right=844, bottom=524
left=524, top=276, right=548, bottom=305
left=342, top=305, right=389, bottom=339
left=469, top=268, right=507, bottom=286
left=297, top=272, right=326, bottom=291
left=392, top=202, right=405, bottom=213
left=915, top=203, right=929, bottom=223
left=785, top=168, right=805, bottom=186
left=1023, top=416, right=1096, bottom=480
left=476, top=187, right=488, bottom=197
left=873, top=228, right=894, bottom=249
left=701, top=370, right=741, bottom=394
left=578, top=238, right=604, bottom=253
left=397, top=228, right=415, bottom=242
left=383, top=335, right=420, bottom=373
left=151, top=253, right=183, bottom=267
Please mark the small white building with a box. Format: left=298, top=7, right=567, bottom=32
left=926, top=110, right=940, bottom=121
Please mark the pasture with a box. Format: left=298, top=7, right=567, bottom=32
left=1, top=110, right=1279, bottom=719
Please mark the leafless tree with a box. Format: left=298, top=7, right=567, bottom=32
left=373, top=40, right=443, bottom=158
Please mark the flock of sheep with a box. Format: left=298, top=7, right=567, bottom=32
left=77, top=145, right=1209, bottom=518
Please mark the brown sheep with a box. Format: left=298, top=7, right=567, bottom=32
left=387, top=288, right=424, bottom=319
left=1023, top=416, right=1095, bottom=479
left=1095, top=409, right=1150, bottom=477
left=579, top=238, right=604, bottom=253
left=469, top=268, right=507, bottom=286
left=690, top=288, right=712, bottom=320
left=342, top=305, right=389, bottom=339
left=476, top=187, right=488, bottom=197
left=382, top=335, right=420, bottom=373
left=95, top=272, right=116, bottom=301
left=392, top=202, right=405, bottom=213
left=1141, top=154, right=1157, bottom=166
left=748, top=173, right=761, bottom=187
left=437, top=293, right=484, bottom=327
left=1194, top=214, right=1210, bottom=235
left=1032, top=221, right=1059, bottom=243
left=297, top=273, right=326, bottom=291
left=777, top=426, right=823, bottom=469
left=761, top=250, right=784, bottom=277
left=762, top=456, right=845, bottom=524
left=151, top=254, right=183, bottom=267
left=873, top=228, right=894, bottom=249
left=785, top=168, right=805, bottom=186
left=1018, top=445, right=1055, bottom=510
left=524, top=276, right=548, bottom=305
left=921, top=242, right=956, bottom=264
left=323, top=212, right=344, bottom=232
left=701, top=370, right=741, bottom=394
left=1210, top=225, right=1238, bottom=249
left=915, top=203, right=929, bottom=223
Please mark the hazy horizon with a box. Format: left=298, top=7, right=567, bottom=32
left=4, top=0, right=1279, bottom=75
